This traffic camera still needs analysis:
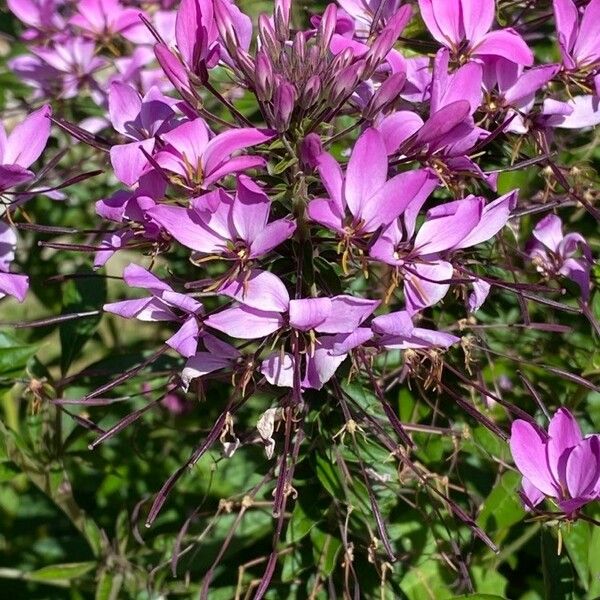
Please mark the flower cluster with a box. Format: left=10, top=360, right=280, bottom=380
left=2, top=0, right=600, bottom=594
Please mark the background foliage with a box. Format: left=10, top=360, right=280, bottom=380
left=1, top=1, right=599, bottom=598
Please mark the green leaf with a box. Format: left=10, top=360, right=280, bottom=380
left=477, top=471, right=525, bottom=540
left=0, top=332, right=38, bottom=378
left=453, top=595, right=509, bottom=600
left=25, top=562, right=95, bottom=582
left=95, top=571, right=124, bottom=600
left=400, top=559, right=453, bottom=600
left=589, top=528, right=600, bottom=598
left=59, top=269, right=106, bottom=374
left=309, top=527, right=342, bottom=577
left=541, top=529, right=575, bottom=600
left=562, top=521, right=591, bottom=590
left=286, top=499, right=319, bottom=544
left=314, top=452, right=345, bottom=500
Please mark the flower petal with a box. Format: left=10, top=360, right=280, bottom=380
left=510, top=420, right=557, bottom=497
left=316, top=295, right=379, bottom=334
left=547, top=407, right=583, bottom=486
left=218, top=269, right=290, bottom=312
left=473, top=29, right=534, bottom=66
left=565, top=436, right=600, bottom=499
left=206, top=305, right=284, bottom=339
left=345, top=128, right=388, bottom=219
left=4, top=104, right=51, bottom=168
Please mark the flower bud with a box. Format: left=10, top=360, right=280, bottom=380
left=299, top=133, right=324, bottom=171
left=364, top=29, right=395, bottom=78
left=274, top=0, right=291, bottom=41
left=214, top=0, right=238, bottom=55
left=292, top=31, right=306, bottom=66
left=273, top=81, right=296, bottom=132
left=363, top=72, right=406, bottom=120
left=330, top=61, right=365, bottom=106
left=318, top=3, right=337, bottom=54
left=233, top=48, right=256, bottom=80
left=255, top=49, right=274, bottom=102
left=258, top=14, right=280, bottom=59
left=300, top=75, right=322, bottom=109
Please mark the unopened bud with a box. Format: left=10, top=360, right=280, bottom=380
left=318, top=3, right=337, bottom=54
left=300, top=75, right=322, bottom=109
left=273, top=81, right=296, bottom=131
left=364, top=29, right=395, bottom=78
left=292, top=31, right=306, bottom=65
left=234, top=48, right=256, bottom=80
left=258, top=14, right=280, bottom=59
left=255, top=50, right=274, bottom=101
left=330, top=61, right=365, bottom=106
left=214, top=0, right=239, bottom=55
left=274, top=0, right=291, bottom=41
left=299, top=133, right=324, bottom=171
left=363, top=71, right=406, bottom=120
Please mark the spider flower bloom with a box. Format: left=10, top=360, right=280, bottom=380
left=510, top=408, right=600, bottom=514
left=0, top=105, right=51, bottom=192
left=108, top=82, right=178, bottom=186
left=154, top=0, right=220, bottom=94
left=307, top=128, right=438, bottom=247
left=11, top=38, right=107, bottom=100
left=69, top=0, right=149, bottom=44
left=526, top=214, right=593, bottom=302
left=553, top=0, right=600, bottom=72
left=153, top=118, right=276, bottom=191
left=7, top=0, right=65, bottom=41
left=0, top=222, right=29, bottom=302
left=148, top=175, right=296, bottom=264
left=337, top=0, right=406, bottom=37
left=370, top=191, right=517, bottom=313
left=104, top=264, right=203, bottom=357
left=371, top=311, right=459, bottom=350
left=418, top=0, right=533, bottom=65
left=206, top=270, right=380, bottom=340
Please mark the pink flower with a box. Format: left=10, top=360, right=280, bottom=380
left=526, top=214, right=592, bottom=302
left=307, top=127, right=438, bottom=241
left=148, top=175, right=296, bottom=262
left=0, top=105, right=51, bottom=192
left=418, top=0, right=533, bottom=65
left=510, top=408, right=600, bottom=514
left=104, top=264, right=203, bottom=357
left=153, top=119, right=276, bottom=190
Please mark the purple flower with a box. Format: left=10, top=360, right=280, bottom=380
left=147, top=175, right=296, bottom=263
left=510, top=408, right=600, bottom=514
left=108, top=82, right=178, bottom=186
left=307, top=127, right=438, bottom=245
left=206, top=270, right=380, bottom=340
left=70, top=0, right=148, bottom=44
left=371, top=311, right=459, bottom=350
left=418, top=0, right=533, bottom=65
left=526, top=214, right=592, bottom=302
left=0, top=105, right=51, bottom=192
left=0, top=222, right=29, bottom=302
left=553, top=0, right=600, bottom=72
left=337, top=0, right=407, bottom=37
left=370, top=191, right=517, bottom=313
left=104, top=264, right=203, bottom=357
left=7, top=0, right=65, bottom=41
left=153, top=118, right=276, bottom=190
left=181, top=334, right=241, bottom=390
left=377, top=50, right=497, bottom=187
left=11, top=39, right=107, bottom=100
left=154, top=0, right=221, bottom=93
